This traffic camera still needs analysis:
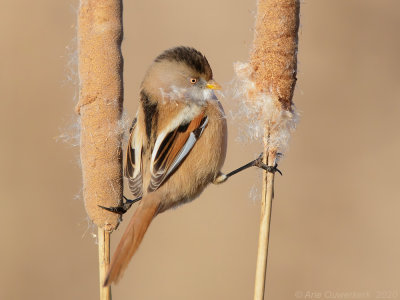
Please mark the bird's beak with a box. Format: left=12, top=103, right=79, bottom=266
left=206, top=80, right=222, bottom=90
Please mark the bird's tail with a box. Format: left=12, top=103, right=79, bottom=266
left=104, top=194, right=160, bottom=286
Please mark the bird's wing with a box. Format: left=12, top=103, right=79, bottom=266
left=124, top=117, right=143, bottom=198
left=148, top=111, right=208, bottom=192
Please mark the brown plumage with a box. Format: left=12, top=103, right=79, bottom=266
left=104, top=196, right=159, bottom=286
left=104, top=47, right=228, bottom=286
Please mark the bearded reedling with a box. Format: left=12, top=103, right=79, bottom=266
left=101, top=47, right=276, bottom=286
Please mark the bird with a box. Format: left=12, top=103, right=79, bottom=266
left=102, top=46, right=278, bottom=286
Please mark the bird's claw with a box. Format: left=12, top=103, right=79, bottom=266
left=98, top=195, right=142, bottom=215
left=253, top=153, right=283, bottom=176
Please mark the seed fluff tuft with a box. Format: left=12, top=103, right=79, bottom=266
left=227, top=62, right=299, bottom=158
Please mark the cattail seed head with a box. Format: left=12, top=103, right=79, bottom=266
left=232, top=0, right=300, bottom=155
left=77, top=0, right=124, bottom=231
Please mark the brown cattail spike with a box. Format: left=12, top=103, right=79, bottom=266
left=250, top=0, right=300, bottom=111
left=77, top=0, right=123, bottom=231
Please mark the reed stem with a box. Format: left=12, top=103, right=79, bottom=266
left=253, top=147, right=276, bottom=300
left=98, top=228, right=112, bottom=300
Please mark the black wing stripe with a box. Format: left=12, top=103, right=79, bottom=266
left=154, top=130, right=178, bottom=171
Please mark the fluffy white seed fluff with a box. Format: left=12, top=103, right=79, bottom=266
left=228, top=62, right=299, bottom=158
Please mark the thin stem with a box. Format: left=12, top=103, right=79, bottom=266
left=98, top=228, right=112, bottom=300
left=253, top=149, right=276, bottom=300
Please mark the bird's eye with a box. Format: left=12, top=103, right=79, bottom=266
left=190, top=78, right=197, bottom=84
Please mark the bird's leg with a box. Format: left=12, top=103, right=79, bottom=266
left=213, top=153, right=282, bottom=184
left=98, top=195, right=142, bottom=215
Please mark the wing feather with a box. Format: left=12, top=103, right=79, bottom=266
left=148, top=112, right=208, bottom=192
left=124, top=118, right=143, bottom=198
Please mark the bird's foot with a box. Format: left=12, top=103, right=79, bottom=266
left=98, top=195, right=142, bottom=215
left=253, top=153, right=283, bottom=176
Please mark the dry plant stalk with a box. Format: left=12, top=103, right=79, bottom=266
left=98, top=228, right=111, bottom=299
left=77, top=0, right=124, bottom=299
left=249, top=0, right=300, bottom=299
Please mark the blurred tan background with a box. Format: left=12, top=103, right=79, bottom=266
left=1, top=1, right=400, bottom=299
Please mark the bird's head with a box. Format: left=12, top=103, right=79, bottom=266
left=141, top=46, right=221, bottom=103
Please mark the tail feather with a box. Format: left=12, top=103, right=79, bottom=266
left=104, top=197, right=159, bottom=286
